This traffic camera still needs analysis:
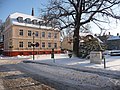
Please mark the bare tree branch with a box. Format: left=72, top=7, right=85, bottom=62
left=41, top=0, right=120, bottom=57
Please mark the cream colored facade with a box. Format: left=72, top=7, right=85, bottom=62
left=61, top=37, right=73, bottom=51
left=3, top=12, right=61, bottom=56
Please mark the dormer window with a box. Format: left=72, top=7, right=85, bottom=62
left=25, top=18, right=31, bottom=24
left=38, top=21, right=43, bottom=25
left=32, top=19, right=37, bottom=25
left=17, top=17, right=23, bottom=23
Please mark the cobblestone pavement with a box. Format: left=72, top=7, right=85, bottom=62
left=0, top=60, right=55, bottom=90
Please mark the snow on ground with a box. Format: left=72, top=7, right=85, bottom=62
left=27, top=54, right=120, bottom=71
left=18, top=55, right=120, bottom=90
left=18, top=61, right=120, bottom=90
left=1, top=54, right=120, bottom=89
left=0, top=54, right=120, bottom=71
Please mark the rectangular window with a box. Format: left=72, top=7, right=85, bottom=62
left=35, top=31, right=38, bottom=37
left=19, top=30, right=23, bottom=36
left=28, top=42, right=31, bottom=47
left=19, top=42, right=23, bottom=47
left=54, top=43, right=57, bottom=48
left=48, top=43, right=51, bottom=48
left=42, top=42, right=45, bottom=48
left=28, top=30, right=32, bottom=36
left=48, top=32, right=51, bottom=38
left=54, top=33, right=57, bottom=38
left=42, top=32, right=45, bottom=37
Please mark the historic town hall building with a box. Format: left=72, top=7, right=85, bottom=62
left=3, top=12, right=61, bottom=56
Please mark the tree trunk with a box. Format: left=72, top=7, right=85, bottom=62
left=73, top=14, right=81, bottom=57
left=73, top=26, right=80, bottom=57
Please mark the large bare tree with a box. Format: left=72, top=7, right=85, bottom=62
left=41, top=0, right=120, bottom=57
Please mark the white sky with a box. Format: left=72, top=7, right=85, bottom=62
left=90, top=19, right=120, bottom=36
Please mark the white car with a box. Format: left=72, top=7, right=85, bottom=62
left=110, top=50, right=120, bottom=56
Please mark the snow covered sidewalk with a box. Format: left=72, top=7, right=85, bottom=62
left=26, top=54, right=120, bottom=71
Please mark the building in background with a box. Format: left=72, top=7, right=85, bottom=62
left=107, top=33, right=120, bottom=50
left=3, top=12, right=61, bottom=56
left=61, top=32, right=103, bottom=58
left=97, top=32, right=120, bottom=50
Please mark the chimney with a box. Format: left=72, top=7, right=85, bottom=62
left=32, top=8, right=34, bottom=16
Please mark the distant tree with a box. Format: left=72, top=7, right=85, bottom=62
left=41, top=0, right=120, bottom=57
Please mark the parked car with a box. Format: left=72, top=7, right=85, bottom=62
left=110, top=50, right=120, bottom=56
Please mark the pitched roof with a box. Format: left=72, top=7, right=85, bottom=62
left=7, top=12, right=59, bottom=30
left=9, top=12, right=41, bottom=21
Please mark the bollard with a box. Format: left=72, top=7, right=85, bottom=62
left=68, top=54, right=72, bottom=58
left=51, top=48, right=55, bottom=63
left=103, top=56, right=106, bottom=68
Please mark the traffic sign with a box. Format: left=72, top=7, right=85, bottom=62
left=35, top=42, right=39, bottom=47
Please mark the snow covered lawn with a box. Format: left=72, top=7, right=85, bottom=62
left=25, top=54, right=120, bottom=71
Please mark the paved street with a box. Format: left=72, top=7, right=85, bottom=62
left=0, top=60, right=55, bottom=90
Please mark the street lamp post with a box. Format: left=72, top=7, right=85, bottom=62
left=31, top=32, right=39, bottom=60
left=32, top=32, right=35, bottom=60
